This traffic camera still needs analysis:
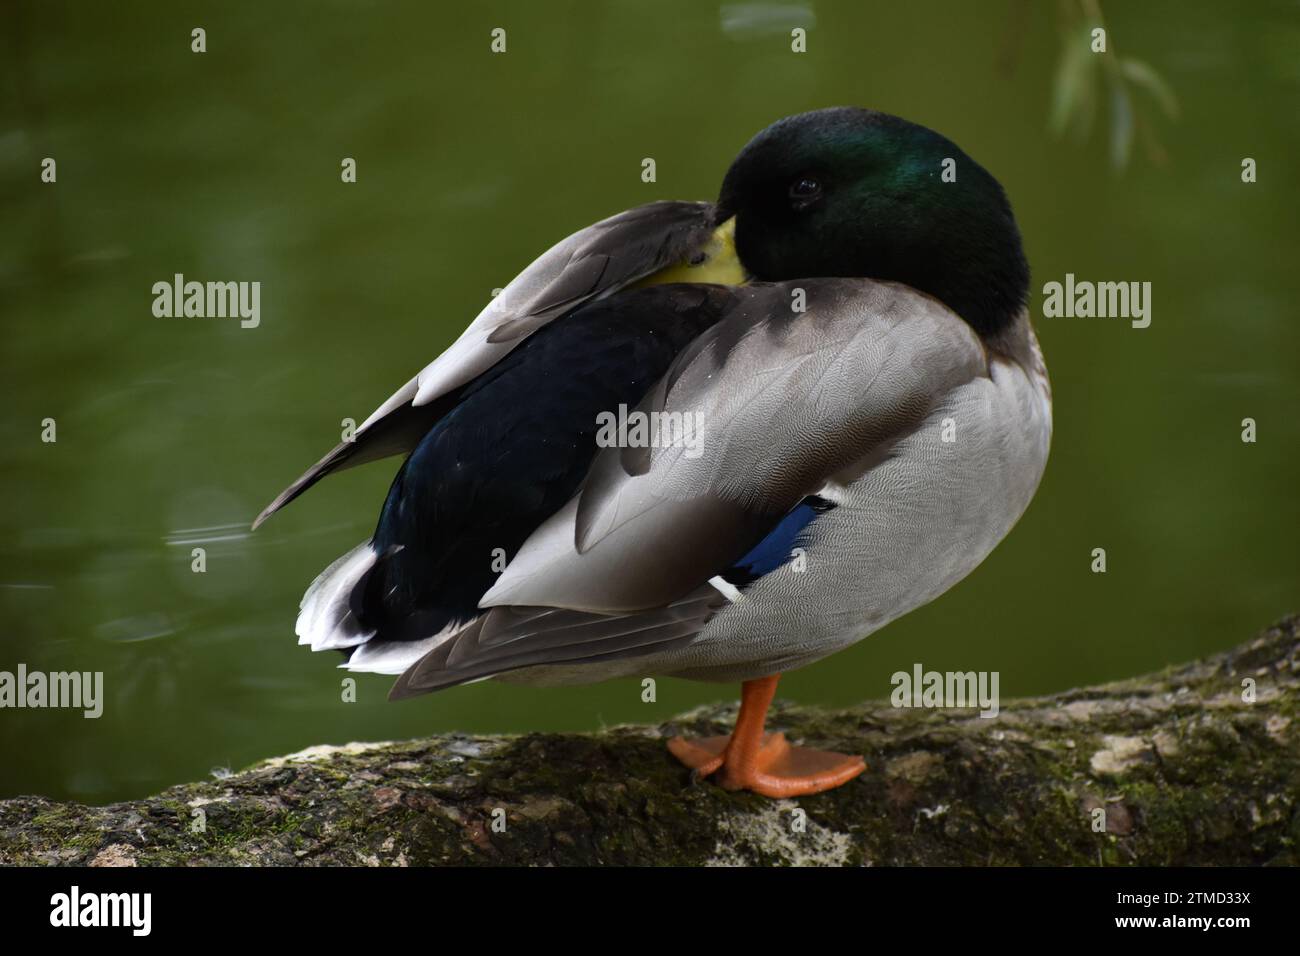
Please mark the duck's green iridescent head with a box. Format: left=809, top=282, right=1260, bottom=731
left=718, top=107, right=1029, bottom=337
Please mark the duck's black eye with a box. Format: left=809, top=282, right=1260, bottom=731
left=788, top=177, right=822, bottom=209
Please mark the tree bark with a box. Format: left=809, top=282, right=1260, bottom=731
left=2, top=616, right=1297, bottom=866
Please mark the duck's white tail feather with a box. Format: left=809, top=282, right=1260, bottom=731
left=295, top=542, right=378, bottom=652
left=338, top=627, right=461, bottom=675
left=295, top=540, right=473, bottom=675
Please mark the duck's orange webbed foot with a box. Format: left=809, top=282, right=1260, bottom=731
left=667, top=674, right=866, bottom=798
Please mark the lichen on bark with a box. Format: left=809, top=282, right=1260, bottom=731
left=2, top=616, right=1296, bottom=866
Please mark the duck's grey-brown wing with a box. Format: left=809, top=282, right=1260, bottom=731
left=389, top=279, right=988, bottom=698
left=253, top=200, right=721, bottom=529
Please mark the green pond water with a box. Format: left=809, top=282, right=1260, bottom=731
left=2, top=1, right=1297, bottom=803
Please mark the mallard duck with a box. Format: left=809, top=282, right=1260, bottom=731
left=255, top=107, right=1051, bottom=798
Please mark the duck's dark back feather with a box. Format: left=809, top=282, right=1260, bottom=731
left=352, top=284, right=735, bottom=645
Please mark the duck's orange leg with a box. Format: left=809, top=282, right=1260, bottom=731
left=667, top=674, right=866, bottom=798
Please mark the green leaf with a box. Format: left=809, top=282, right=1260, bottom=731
left=1049, top=24, right=1101, bottom=140
left=1121, top=57, right=1181, bottom=119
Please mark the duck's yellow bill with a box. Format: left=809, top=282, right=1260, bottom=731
left=636, top=217, right=748, bottom=288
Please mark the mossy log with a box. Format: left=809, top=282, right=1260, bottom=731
left=2, top=616, right=1297, bottom=866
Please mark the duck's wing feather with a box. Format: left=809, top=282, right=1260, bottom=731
left=391, top=279, right=988, bottom=696
left=388, top=587, right=726, bottom=699
left=253, top=200, right=721, bottom=529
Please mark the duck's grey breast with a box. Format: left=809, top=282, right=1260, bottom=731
left=668, top=313, right=1052, bottom=683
